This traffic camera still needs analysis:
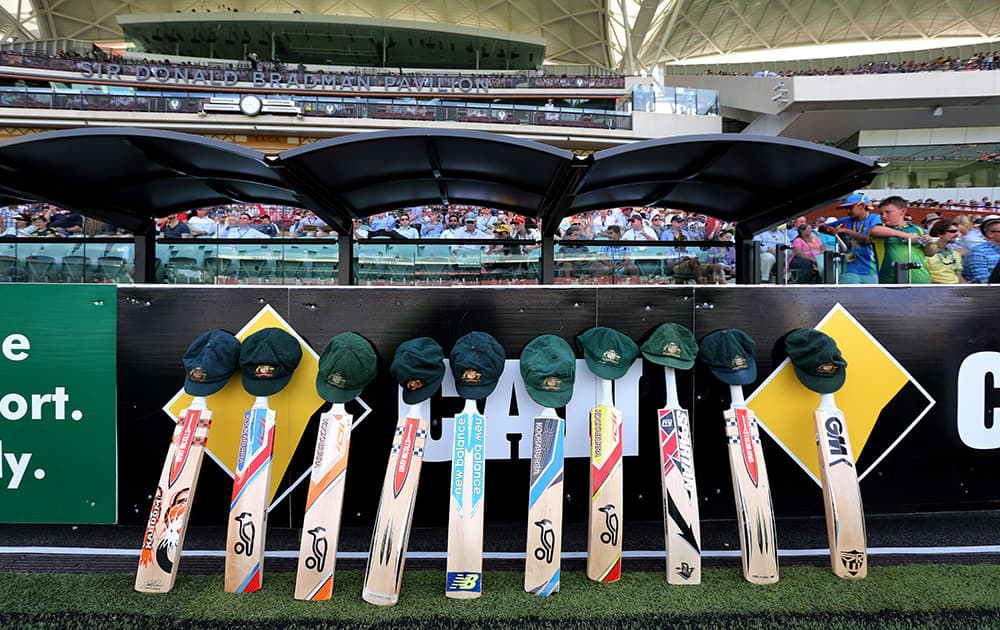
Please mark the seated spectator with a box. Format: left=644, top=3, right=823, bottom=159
left=394, top=213, right=420, bottom=239
left=187, top=207, right=219, bottom=237
left=1, top=213, right=34, bottom=237
left=421, top=212, right=444, bottom=238
left=962, top=215, right=1000, bottom=283
left=160, top=213, right=191, bottom=238
left=790, top=223, right=823, bottom=283
left=592, top=225, right=638, bottom=278
left=352, top=218, right=369, bottom=240
left=223, top=213, right=267, bottom=239
left=661, top=230, right=706, bottom=283
left=623, top=213, right=657, bottom=240
left=256, top=214, right=279, bottom=238
left=48, top=208, right=84, bottom=235
left=705, top=231, right=736, bottom=283
left=556, top=225, right=590, bottom=277
left=926, top=220, right=966, bottom=284
left=29, top=214, right=61, bottom=237
left=451, top=214, right=486, bottom=252
left=291, top=210, right=325, bottom=238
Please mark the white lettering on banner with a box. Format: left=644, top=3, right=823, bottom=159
left=0, top=387, right=73, bottom=421
left=957, top=351, right=1000, bottom=449
left=410, top=360, right=643, bottom=463
left=0, top=440, right=34, bottom=489
left=2, top=333, right=29, bottom=361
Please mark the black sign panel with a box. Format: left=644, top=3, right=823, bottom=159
left=116, top=286, right=1000, bottom=528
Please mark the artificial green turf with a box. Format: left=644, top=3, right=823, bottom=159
left=0, top=566, right=998, bottom=628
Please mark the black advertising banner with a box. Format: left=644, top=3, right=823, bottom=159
left=112, top=286, right=1000, bottom=530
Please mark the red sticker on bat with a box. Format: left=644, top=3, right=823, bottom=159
left=393, top=417, right=419, bottom=497
left=735, top=408, right=758, bottom=486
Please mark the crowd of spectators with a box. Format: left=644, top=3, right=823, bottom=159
left=754, top=194, right=1000, bottom=284
left=6, top=196, right=1000, bottom=284
left=702, top=48, right=1000, bottom=77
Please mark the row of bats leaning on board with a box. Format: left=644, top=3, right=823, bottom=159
left=134, top=323, right=866, bottom=605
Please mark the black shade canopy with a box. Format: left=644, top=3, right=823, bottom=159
left=0, top=127, right=877, bottom=236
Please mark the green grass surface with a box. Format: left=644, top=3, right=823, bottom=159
left=1, top=566, right=999, bottom=628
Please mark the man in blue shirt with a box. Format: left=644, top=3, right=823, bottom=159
left=962, top=215, right=1000, bottom=283
left=822, top=193, right=881, bottom=284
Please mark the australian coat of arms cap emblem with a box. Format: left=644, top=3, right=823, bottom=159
left=601, top=349, right=621, bottom=365
left=327, top=371, right=347, bottom=388
left=189, top=367, right=208, bottom=382
left=731, top=354, right=748, bottom=370
left=461, top=368, right=482, bottom=383
left=814, top=361, right=839, bottom=375
left=406, top=379, right=423, bottom=391
left=663, top=342, right=682, bottom=358
left=255, top=364, right=276, bottom=378
left=541, top=376, right=561, bottom=391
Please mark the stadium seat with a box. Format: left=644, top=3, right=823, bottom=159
left=0, top=255, right=16, bottom=282
left=61, top=255, right=91, bottom=283
left=24, top=255, right=56, bottom=282
left=166, top=256, right=203, bottom=284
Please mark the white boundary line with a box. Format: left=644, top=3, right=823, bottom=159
left=3, top=545, right=999, bottom=559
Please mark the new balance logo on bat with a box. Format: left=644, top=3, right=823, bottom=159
left=823, top=416, right=852, bottom=467
left=446, top=572, right=482, bottom=593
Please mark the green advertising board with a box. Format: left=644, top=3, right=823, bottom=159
left=0, top=285, right=116, bottom=523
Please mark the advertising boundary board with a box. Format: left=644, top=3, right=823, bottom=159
left=108, top=285, right=1000, bottom=531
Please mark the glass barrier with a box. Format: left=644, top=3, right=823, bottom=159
left=156, top=241, right=341, bottom=285
left=2, top=237, right=736, bottom=286
left=0, top=239, right=135, bottom=283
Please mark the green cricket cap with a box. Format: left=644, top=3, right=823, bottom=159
left=576, top=326, right=638, bottom=380
left=641, top=323, right=698, bottom=370
left=183, top=329, right=240, bottom=396
left=520, top=334, right=575, bottom=408
left=784, top=328, right=848, bottom=394
left=316, top=332, right=378, bottom=403
left=390, top=337, right=445, bottom=404
left=450, top=332, right=505, bottom=400
left=239, top=327, right=303, bottom=396
left=698, top=328, right=757, bottom=385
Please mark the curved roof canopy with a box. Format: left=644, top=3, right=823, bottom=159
left=0, top=127, right=876, bottom=236
left=2, top=1, right=999, bottom=71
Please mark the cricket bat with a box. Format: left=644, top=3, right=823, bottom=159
left=723, top=384, right=778, bottom=584
left=362, top=400, right=430, bottom=606
left=224, top=396, right=276, bottom=594
left=815, top=392, right=867, bottom=579
left=659, top=367, right=701, bottom=584
left=587, top=377, right=623, bottom=583
left=524, top=407, right=564, bottom=597
left=446, top=398, right=486, bottom=598
left=135, top=397, right=212, bottom=593
left=294, top=402, right=353, bottom=600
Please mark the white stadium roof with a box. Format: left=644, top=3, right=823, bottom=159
left=1, top=0, right=999, bottom=70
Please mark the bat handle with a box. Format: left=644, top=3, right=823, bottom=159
left=252, top=396, right=269, bottom=410
left=329, top=402, right=347, bottom=415
left=189, top=396, right=208, bottom=411
left=663, top=367, right=680, bottom=409
left=728, top=385, right=746, bottom=406
left=600, top=378, right=613, bottom=405
left=818, top=392, right=837, bottom=412
left=462, top=398, right=478, bottom=415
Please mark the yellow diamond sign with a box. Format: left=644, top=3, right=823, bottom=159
left=163, top=304, right=322, bottom=503
left=747, top=303, right=934, bottom=485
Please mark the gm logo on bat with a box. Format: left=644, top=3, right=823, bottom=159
left=446, top=571, right=482, bottom=593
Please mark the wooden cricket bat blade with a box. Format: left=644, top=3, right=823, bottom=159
left=295, top=406, right=353, bottom=600
left=524, top=411, right=563, bottom=597
left=724, top=406, right=778, bottom=584
left=659, top=407, right=701, bottom=585
left=587, top=402, right=623, bottom=583
left=814, top=401, right=867, bottom=579
left=224, top=403, right=276, bottom=594
left=446, top=400, right=486, bottom=599
left=362, top=405, right=429, bottom=606
left=135, top=403, right=212, bottom=593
